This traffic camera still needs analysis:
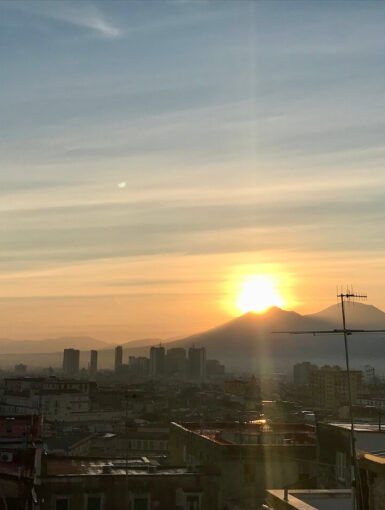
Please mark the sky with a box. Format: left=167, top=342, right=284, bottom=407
left=0, top=1, right=384, bottom=342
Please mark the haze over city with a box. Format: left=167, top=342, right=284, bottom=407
left=1, top=1, right=385, bottom=343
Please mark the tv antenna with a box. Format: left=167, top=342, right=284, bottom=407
left=272, top=289, right=385, bottom=510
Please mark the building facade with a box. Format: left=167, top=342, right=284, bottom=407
left=150, top=346, right=165, bottom=380
left=169, top=421, right=317, bottom=508
left=114, top=346, right=123, bottom=373
left=63, top=349, right=80, bottom=378
left=310, top=366, right=362, bottom=411
left=0, top=377, right=94, bottom=422
left=89, top=350, right=98, bottom=379
left=37, top=456, right=219, bottom=510
left=293, top=362, right=318, bottom=387
left=166, top=348, right=186, bottom=378
left=188, top=347, right=206, bottom=383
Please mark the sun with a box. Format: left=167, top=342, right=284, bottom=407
left=237, top=275, right=284, bottom=313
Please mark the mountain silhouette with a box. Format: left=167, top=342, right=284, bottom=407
left=307, top=301, right=385, bottom=328
left=158, top=307, right=331, bottom=370
left=0, top=336, right=109, bottom=355
left=151, top=303, right=385, bottom=370
left=0, top=303, right=384, bottom=371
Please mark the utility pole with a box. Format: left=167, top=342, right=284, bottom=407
left=272, top=289, right=385, bottom=510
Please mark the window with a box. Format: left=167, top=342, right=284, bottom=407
left=133, top=498, right=149, bottom=510
left=185, top=495, right=200, bottom=510
left=55, top=497, right=68, bottom=510
left=336, top=451, right=346, bottom=482
left=244, top=463, right=256, bottom=483
left=87, top=495, right=101, bottom=510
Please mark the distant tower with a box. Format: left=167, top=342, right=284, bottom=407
left=166, top=348, right=186, bottom=378
left=149, top=345, right=165, bottom=379
left=188, top=347, right=206, bottom=382
left=115, top=345, right=123, bottom=373
left=89, top=350, right=98, bottom=379
left=63, top=348, right=80, bottom=378
left=293, top=361, right=318, bottom=386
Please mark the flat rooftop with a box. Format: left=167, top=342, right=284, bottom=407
left=173, top=422, right=316, bottom=446
left=325, top=423, right=385, bottom=453
left=328, top=422, right=385, bottom=432
left=267, top=489, right=352, bottom=510
left=44, top=456, right=196, bottom=477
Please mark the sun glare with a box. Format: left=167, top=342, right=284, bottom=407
left=237, top=275, right=284, bottom=313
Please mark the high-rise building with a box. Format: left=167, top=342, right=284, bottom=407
left=166, top=348, right=186, bottom=377
left=150, top=345, right=165, bottom=379
left=188, top=347, right=206, bottom=382
left=63, top=349, right=80, bottom=377
left=310, top=365, right=362, bottom=410
left=89, top=350, right=98, bottom=379
left=293, top=361, right=318, bottom=386
left=129, top=356, right=150, bottom=378
left=206, top=359, right=225, bottom=378
left=115, top=345, right=123, bottom=373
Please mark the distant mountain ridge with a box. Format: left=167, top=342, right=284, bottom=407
left=0, top=302, right=384, bottom=370
left=128, top=302, right=385, bottom=370
left=0, top=336, right=109, bottom=355
left=307, top=302, right=385, bottom=328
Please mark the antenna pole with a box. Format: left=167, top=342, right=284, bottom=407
left=338, top=292, right=365, bottom=510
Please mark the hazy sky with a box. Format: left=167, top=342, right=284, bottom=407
left=1, top=1, right=385, bottom=341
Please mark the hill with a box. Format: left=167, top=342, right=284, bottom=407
left=151, top=304, right=385, bottom=371
left=306, top=302, right=385, bottom=328
left=0, top=336, right=109, bottom=355
left=120, top=338, right=163, bottom=349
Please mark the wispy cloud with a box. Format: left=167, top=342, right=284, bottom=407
left=4, top=1, right=122, bottom=39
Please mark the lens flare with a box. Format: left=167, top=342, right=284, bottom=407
left=237, top=275, right=284, bottom=313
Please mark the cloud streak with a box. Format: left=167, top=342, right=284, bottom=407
left=3, top=1, right=122, bottom=39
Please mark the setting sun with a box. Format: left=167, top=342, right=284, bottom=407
left=237, top=275, right=284, bottom=313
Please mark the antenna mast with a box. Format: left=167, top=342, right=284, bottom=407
left=338, top=290, right=366, bottom=510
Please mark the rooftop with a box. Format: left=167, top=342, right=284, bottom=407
left=44, top=456, right=197, bottom=477
left=359, top=452, right=385, bottom=474
left=44, top=432, right=93, bottom=453
left=0, top=415, right=42, bottom=439
left=266, top=489, right=352, bottom=510
left=328, top=422, right=385, bottom=432
left=324, top=422, right=385, bottom=454
left=173, top=422, right=316, bottom=446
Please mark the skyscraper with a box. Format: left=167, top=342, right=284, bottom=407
left=150, top=345, right=165, bottom=379
left=89, top=350, right=98, bottom=379
left=63, top=348, right=80, bottom=378
left=166, top=348, right=186, bottom=378
left=293, top=361, right=318, bottom=387
left=115, top=345, right=123, bottom=373
left=311, top=366, right=362, bottom=410
left=188, top=347, right=206, bottom=382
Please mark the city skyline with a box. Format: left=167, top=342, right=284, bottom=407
left=1, top=1, right=385, bottom=341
